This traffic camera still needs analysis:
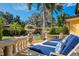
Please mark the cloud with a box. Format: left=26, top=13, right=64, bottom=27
left=0, top=7, right=6, bottom=12
left=13, top=3, right=36, bottom=12
left=66, top=3, right=76, bottom=7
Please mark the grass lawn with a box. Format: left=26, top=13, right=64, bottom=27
left=2, top=36, right=14, bottom=39
left=33, top=35, right=43, bottom=43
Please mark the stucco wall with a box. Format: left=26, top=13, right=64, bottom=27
left=70, top=19, right=79, bottom=36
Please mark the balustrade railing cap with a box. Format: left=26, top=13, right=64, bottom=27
left=15, top=36, right=27, bottom=38
left=14, top=36, right=27, bottom=42
left=0, top=38, right=16, bottom=48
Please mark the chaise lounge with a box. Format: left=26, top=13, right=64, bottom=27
left=29, top=34, right=79, bottom=56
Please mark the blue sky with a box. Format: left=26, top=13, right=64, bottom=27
left=0, top=3, right=76, bottom=21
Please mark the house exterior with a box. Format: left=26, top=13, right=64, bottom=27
left=66, top=4, right=79, bottom=36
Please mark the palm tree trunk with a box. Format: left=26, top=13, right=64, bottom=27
left=42, top=3, right=46, bottom=40
left=49, top=4, right=53, bottom=29
left=50, top=15, right=53, bottom=28
left=42, top=3, right=46, bottom=32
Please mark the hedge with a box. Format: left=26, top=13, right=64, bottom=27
left=3, top=29, right=28, bottom=36
left=49, top=26, right=69, bottom=35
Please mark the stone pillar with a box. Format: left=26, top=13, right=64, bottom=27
left=19, top=40, right=22, bottom=51
left=24, top=39, right=27, bottom=48
left=23, top=39, right=25, bottom=49
left=42, top=31, right=48, bottom=40
left=25, top=37, right=27, bottom=47
left=21, top=40, right=23, bottom=50
left=4, top=45, right=13, bottom=56
left=23, top=40, right=24, bottom=49
left=13, top=44, right=17, bottom=55
left=59, top=33, right=64, bottom=39
left=16, top=42, right=19, bottom=52
left=18, top=41, right=21, bottom=51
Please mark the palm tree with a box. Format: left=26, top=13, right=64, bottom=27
left=31, top=14, right=37, bottom=26
left=28, top=3, right=63, bottom=32
left=9, top=22, right=22, bottom=36
left=57, top=12, right=69, bottom=27
left=0, top=16, right=5, bottom=40
left=45, top=9, right=55, bottom=28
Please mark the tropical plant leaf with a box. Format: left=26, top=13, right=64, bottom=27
left=28, top=3, right=32, bottom=10
left=37, top=3, right=41, bottom=10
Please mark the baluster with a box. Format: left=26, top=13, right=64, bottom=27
left=4, top=45, right=13, bottom=56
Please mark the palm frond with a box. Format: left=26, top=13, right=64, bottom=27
left=56, top=3, right=63, bottom=11
left=37, top=3, right=41, bottom=10
left=45, top=3, right=50, bottom=10
left=28, top=3, right=32, bottom=10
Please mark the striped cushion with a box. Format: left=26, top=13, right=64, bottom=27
left=60, top=35, right=79, bottom=55
left=30, top=45, right=55, bottom=56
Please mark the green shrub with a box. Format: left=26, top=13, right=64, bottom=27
left=0, top=16, right=4, bottom=40
left=49, top=26, right=69, bottom=35
left=0, top=33, right=2, bottom=40
left=3, top=29, right=28, bottom=36
left=3, top=30, right=10, bottom=36
left=20, top=30, right=28, bottom=36
left=63, top=27, right=69, bottom=34
left=49, top=27, right=56, bottom=35
left=55, top=27, right=64, bottom=34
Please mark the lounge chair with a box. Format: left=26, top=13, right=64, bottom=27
left=29, top=34, right=79, bottom=56
left=34, top=34, right=72, bottom=46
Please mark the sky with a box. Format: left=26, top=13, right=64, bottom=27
left=0, top=3, right=76, bottom=21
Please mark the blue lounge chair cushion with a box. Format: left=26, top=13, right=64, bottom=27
left=51, top=34, right=71, bottom=42
left=60, top=35, right=79, bottom=55
left=43, top=41, right=58, bottom=46
left=55, top=35, right=72, bottom=53
left=43, top=34, right=73, bottom=53
left=61, top=35, right=71, bottom=44
left=51, top=38, right=62, bottom=41
left=55, top=42, right=64, bottom=53
left=30, top=34, right=78, bottom=56
left=43, top=34, right=72, bottom=46
left=30, top=45, right=55, bottom=56
left=43, top=41, right=63, bottom=54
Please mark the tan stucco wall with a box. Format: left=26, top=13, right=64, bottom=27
left=70, top=19, right=79, bottom=36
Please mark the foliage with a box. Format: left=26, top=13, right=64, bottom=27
left=0, top=4, right=69, bottom=38
left=3, top=29, right=28, bottom=36
left=0, top=11, right=14, bottom=24
left=24, top=24, right=35, bottom=33
left=28, top=3, right=63, bottom=33
left=49, top=27, right=56, bottom=34
left=9, top=22, right=22, bottom=36
left=0, top=11, right=26, bottom=29
left=63, top=26, right=69, bottom=34
left=0, top=16, right=5, bottom=40
left=55, top=27, right=64, bottom=34
left=33, top=34, right=42, bottom=40
left=57, top=12, right=69, bottom=27
left=27, top=13, right=42, bottom=27
left=3, top=30, right=10, bottom=36
left=49, top=26, right=69, bottom=35
left=0, top=11, right=26, bottom=37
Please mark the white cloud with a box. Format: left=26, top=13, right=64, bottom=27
left=0, top=7, right=6, bottom=12
left=66, top=3, right=76, bottom=7
left=13, top=3, right=36, bottom=12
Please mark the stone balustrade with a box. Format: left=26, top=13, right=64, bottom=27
left=0, top=36, right=27, bottom=56
left=0, top=34, right=67, bottom=56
